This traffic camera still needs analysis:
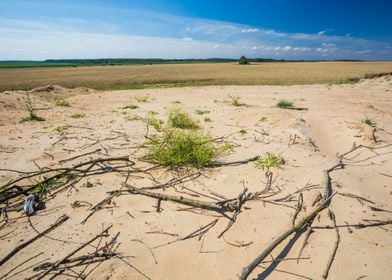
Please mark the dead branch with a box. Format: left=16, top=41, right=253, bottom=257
left=322, top=210, right=340, bottom=279
left=0, top=214, right=69, bottom=267
left=218, top=188, right=248, bottom=238
left=35, top=225, right=112, bottom=279
left=121, top=184, right=239, bottom=212
left=296, top=226, right=313, bottom=264
left=292, top=193, right=303, bottom=226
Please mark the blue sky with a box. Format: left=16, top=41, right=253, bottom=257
left=1, top=0, right=391, bottom=60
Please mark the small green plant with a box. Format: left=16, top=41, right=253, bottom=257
left=195, top=109, right=210, bottom=115
left=255, top=153, right=284, bottom=171
left=168, top=108, right=199, bottom=129
left=276, top=100, right=294, bottom=109
left=20, top=112, right=45, bottom=123
left=148, top=114, right=164, bottom=131
left=70, top=113, right=85, bottom=119
left=171, top=100, right=182, bottom=104
left=148, top=111, right=159, bottom=115
left=53, top=126, right=69, bottom=133
left=20, top=93, right=45, bottom=123
left=227, top=95, right=246, bottom=107
left=128, top=115, right=143, bottom=121
left=259, top=117, right=268, bottom=123
left=239, top=129, right=247, bottom=135
left=135, top=95, right=150, bottom=102
left=145, top=130, right=230, bottom=168
left=361, top=116, right=376, bottom=127
left=55, top=98, right=70, bottom=107
left=204, top=117, right=212, bottom=122
left=83, top=180, right=94, bottom=188
left=122, top=104, right=139, bottom=110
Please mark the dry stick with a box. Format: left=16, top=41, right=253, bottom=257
left=206, top=156, right=260, bottom=167
left=152, top=219, right=218, bottom=249
left=36, top=225, right=112, bottom=279
left=238, top=201, right=327, bottom=280
left=322, top=210, right=340, bottom=279
left=292, top=193, right=303, bottom=226
left=0, top=252, right=44, bottom=279
left=218, top=188, right=248, bottom=238
left=59, top=149, right=102, bottom=164
left=123, top=184, right=238, bottom=212
left=296, top=225, right=313, bottom=264
left=0, top=214, right=69, bottom=267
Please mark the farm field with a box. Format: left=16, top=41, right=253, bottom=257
left=0, top=75, right=391, bottom=279
left=1, top=61, right=392, bottom=92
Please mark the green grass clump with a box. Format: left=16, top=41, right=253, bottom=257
left=122, top=104, right=139, bottom=110
left=276, top=100, right=294, bottom=109
left=259, top=117, right=268, bottom=122
left=204, top=117, right=212, bottom=122
left=148, top=114, right=164, bottom=131
left=239, top=129, right=247, bottom=135
left=146, top=130, right=230, bottom=168
left=168, top=108, right=199, bottom=129
left=255, top=153, right=284, bottom=171
left=70, top=113, right=85, bottom=119
left=53, top=126, right=69, bottom=133
left=195, top=109, right=210, bottom=115
left=20, top=112, right=45, bottom=123
left=55, top=98, right=70, bottom=107
left=361, top=116, right=376, bottom=127
left=227, top=95, right=246, bottom=107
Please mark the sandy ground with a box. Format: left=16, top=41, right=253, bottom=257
left=0, top=77, right=391, bottom=279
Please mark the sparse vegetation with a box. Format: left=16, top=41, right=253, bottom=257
left=20, top=112, right=45, bottom=123
left=195, top=109, right=210, bottom=115
left=255, top=153, right=284, bottom=171
left=259, top=117, right=268, bottom=122
left=239, top=129, right=247, bottom=135
left=148, top=114, right=164, bottom=131
left=53, top=126, right=69, bottom=133
left=135, top=95, right=150, bottom=102
left=145, top=129, right=231, bottom=168
left=128, top=115, right=143, bottom=121
left=276, top=100, right=294, bottom=109
left=20, top=93, right=45, bottom=123
left=362, top=116, right=376, bottom=127
left=55, top=98, right=70, bottom=107
left=70, top=113, right=85, bottom=119
left=122, top=104, right=139, bottom=109
left=168, top=108, right=199, bottom=129
left=204, top=117, right=212, bottom=122
left=227, top=95, right=247, bottom=107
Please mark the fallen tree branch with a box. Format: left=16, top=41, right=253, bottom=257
left=122, top=184, right=239, bottom=212
left=322, top=210, right=340, bottom=279
left=0, top=214, right=69, bottom=267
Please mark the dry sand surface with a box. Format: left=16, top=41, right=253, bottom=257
left=0, top=77, right=392, bottom=279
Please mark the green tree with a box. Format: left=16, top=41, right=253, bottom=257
left=239, top=56, right=249, bottom=65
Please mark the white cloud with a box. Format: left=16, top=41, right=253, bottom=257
left=241, top=28, right=259, bottom=33
left=182, top=37, right=192, bottom=42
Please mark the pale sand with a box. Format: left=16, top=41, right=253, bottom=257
left=0, top=77, right=391, bottom=279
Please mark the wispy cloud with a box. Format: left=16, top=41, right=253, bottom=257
left=0, top=7, right=391, bottom=60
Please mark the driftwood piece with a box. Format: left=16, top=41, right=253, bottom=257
left=0, top=214, right=69, bottom=267
left=36, top=225, right=112, bottom=279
